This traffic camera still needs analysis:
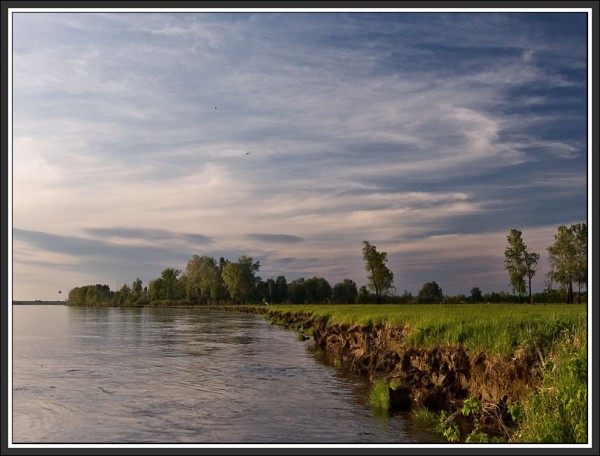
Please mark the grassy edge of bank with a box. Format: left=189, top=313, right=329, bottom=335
left=216, top=304, right=588, bottom=444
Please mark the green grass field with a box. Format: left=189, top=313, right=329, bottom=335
left=265, top=303, right=587, bottom=356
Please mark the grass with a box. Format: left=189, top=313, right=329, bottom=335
left=264, top=303, right=587, bottom=357
left=367, top=378, right=391, bottom=411
left=514, top=327, right=588, bottom=443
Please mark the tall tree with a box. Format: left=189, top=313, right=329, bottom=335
left=149, top=268, right=184, bottom=301
left=161, top=267, right=182, bottom=300
left=332, top=279, right=358, bottom=304
left=304, top=276, right=332, bottom=303
left=418, top=281, right=444, bottom=304
left=206, top=257, right=224, bottom=303
left=362, top=241, right=394, bottom=304
left=131, top=278, right=143, bottom=302
left=218, top=257, right=230, bottom=303
left=470, top=287, right=483, bottom=303
left=524, top=251, right=540, bottom=304
left=287, top=278, right=306, bottom=304
left=186, top=255, right=203, bottom=304
left=572, top=223, right=588, bottom=304
left=547, top=223, right=587, bottom=304
left=504, top=229, right=528, bottom=303
left=272, top=275, right=288, bottom=304
left=222, top=256, right=260, bottom=304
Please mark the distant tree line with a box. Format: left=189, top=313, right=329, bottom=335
left=67, top=223, right=587, bottom=307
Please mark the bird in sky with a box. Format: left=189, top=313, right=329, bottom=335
left=245, top=152, right=250, bottom=156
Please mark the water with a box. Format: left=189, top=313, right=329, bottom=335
left=12, top=305, right=438, bottom=444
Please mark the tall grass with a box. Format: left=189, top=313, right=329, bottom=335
left=268, top=304, right=587, bottom=356
left=367, top=379, right=390, bottom=411
left=515, top=327, right=588, bottom=443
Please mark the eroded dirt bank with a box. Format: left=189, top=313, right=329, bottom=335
left=214, top=306, right=542, bottom=432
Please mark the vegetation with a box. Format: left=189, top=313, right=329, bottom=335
left=515, top=328, right=587, bottom=443
left=332, top=279, right=358, bottom=304
left=417, top=281, right=444, bottom=304
left=317, top=301, right=587, bottom=443
left=362, top=241, right=394, bottom=304
left=186, top=255, right=223, bottom=305
left=547, top=223, right=588, bottom=304
left=66, top=224, right=586, bottom=308
left=414, top=325, right=587, bottom=444
left=264, top=304, right=586, bottom=357
left=504, top=228, right=539, bottom=304
left=367, top=378, right=391, bottom=411
left=149, top=267, right=186, bottom=301
left=287, top=276, right=332, bottom=304
left=67, top=284, right=114, bottom=306
left=222, top=256, right=260, bottom=304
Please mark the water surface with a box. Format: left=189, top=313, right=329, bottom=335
left=12, top=305, right=438, bottom=444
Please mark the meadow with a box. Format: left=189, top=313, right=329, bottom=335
left=265, top=303, right=587, bottom=357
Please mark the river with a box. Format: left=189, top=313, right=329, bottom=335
left=11, top=305, right=439, bottom=445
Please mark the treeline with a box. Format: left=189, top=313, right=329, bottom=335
left=67, top=223, right=587, bottom=307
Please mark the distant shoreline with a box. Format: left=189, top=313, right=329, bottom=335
left=13, top=301, right=66, bottom=305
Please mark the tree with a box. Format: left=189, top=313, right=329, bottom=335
left=524, top=251, right=540, bottom=304
left=218, top=257, right=230, bottom=303
left=504, top=229, right=540, bottom=304
left=288, top=278, right=306, bottom=304
left=418, top=281, right=444, bottom=304
left=222, top=256, right=260, bottom=304
left=504, top=229, right=528, bottom=302
left=547, top=223, right=587, bottom=304
left=186, top=255, right=222, bottom=305
left=67, top=284, right=113, bottom=306
left=362, top=241, right=394, bottom=304
left=355, top=285, right=374, bottom=304
left=186, top=255, right=203, bottom=304
left=332, top=279, right=358, bottom=304
left=131, top=278, right=143, bottom=303
left=115, top=283, right=131, bottom=306
left=470, top=287, right=483, bottom=303
left=304, top=276, right=332, bottom=303
left=272, top=275, right=288, bottom=304
left=572, top=223, right=588, bottom=304
left=149, top=268, right=185, bottom=301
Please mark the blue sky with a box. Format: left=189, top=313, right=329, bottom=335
left=10, top=10, right=590, bottom=300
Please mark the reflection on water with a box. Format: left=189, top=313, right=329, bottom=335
left=12, top=305, right=439, bottom=444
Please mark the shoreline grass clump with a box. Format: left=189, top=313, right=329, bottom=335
left=367, top=378, right=391, bottom=411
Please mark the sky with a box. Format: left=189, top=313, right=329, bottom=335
left=9, top=9, right=590, bottom=301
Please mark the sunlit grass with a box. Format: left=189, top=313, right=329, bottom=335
left=263, top=304, right=587, bottom=356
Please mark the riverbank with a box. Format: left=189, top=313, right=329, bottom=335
left=206, top=303, right=587, bottom=443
